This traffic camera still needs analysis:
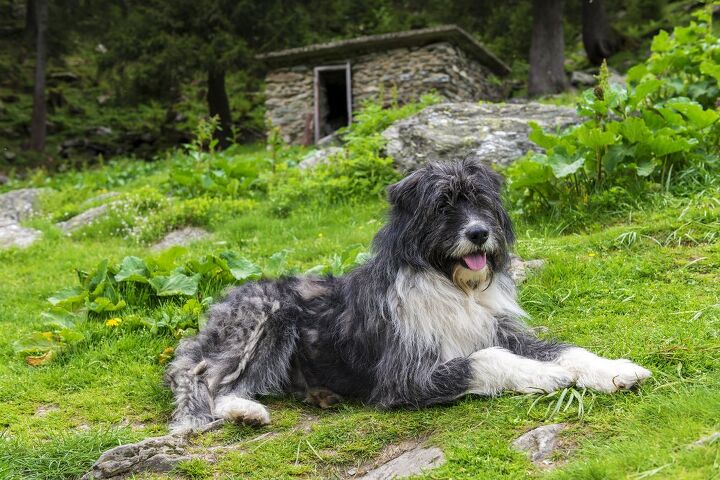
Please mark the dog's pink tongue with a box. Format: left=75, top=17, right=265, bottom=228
left=463, top=253, right=487, bottom=271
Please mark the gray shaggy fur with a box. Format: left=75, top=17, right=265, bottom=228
left=166, top=159, right=569, bottom=430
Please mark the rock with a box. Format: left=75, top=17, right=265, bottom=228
left=0, top=188, right=49, bottom=222
left=34, top=404, right=60, bottom=417
left=512, top=423, right=565, bottom=466
left=82, top=433, right=189, bottom=479
left=0, top=219, right=42, bottom=249
left=0, top=173, right=8, bottom=185
left=3, top=151, right=15, bottom=161
left=96, top=43, right=108, bottom=54
left=57, top=204, right=110, bottom=234
left=571, top=71, right=595, bottom=86
left=151, top=227, right=211, bottom=252
left=509, top=255, right=546, bottom=285
left=382, top=102, right=580, bottom=171
left=298, top=147, right=345, bottom=170
left=359, top=446, right=445, bottom=479
left=83, top=420, right=225, bottom=479
left=97, top=94, right=110, bottom=105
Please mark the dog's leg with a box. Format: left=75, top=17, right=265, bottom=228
left=467, top=347, right=575, bottom=395
left=553, top=347, right=651, bottom=393
left=495, top=315, right=651, bottom=392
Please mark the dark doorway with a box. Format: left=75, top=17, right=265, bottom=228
left=314, top=64, right=352, bottom=142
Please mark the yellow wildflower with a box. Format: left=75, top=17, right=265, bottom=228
left=105, top=318, right=122, bottom=328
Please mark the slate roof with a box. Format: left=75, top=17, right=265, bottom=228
left=256, top=25, right=510, bottom=76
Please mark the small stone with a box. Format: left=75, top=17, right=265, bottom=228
left=512, top=423, right=565, bottom=465
left=34, top=404, right=60, bottom=417
left=509, top=255, right=546, bottom=285
left=347, top=467, right=358, bottom=476
left=359, top=446, right=445, bottom=479
left=692, top=432, right=720, bottom=446
left=0, top=173, right=8, bottom=185
left=151, top=227, right=210, bottom=252
left=3, top=151, right=15, bottom=161
left=298, top=147, right=345, bottom=170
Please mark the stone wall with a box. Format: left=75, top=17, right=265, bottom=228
left=264, top=42, right=506, bottom=145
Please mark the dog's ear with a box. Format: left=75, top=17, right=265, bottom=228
left=387, top=169, right=423, bottom=209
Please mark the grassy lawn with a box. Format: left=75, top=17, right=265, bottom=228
left=0, top=149, right=718, bottom=480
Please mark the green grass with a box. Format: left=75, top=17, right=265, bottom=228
left=0, top=148, right=718, bottom=479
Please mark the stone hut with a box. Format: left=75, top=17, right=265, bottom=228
left=257, top=25, right=510, bottom=145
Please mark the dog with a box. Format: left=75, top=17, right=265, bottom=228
left=166, top=159, right=651, bottom=431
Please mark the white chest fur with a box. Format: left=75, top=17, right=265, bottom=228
left=388, top=268, right=523, bottom=361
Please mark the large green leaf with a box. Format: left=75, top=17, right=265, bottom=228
left=650, top=133, right=694, bottom=157
left=149, top=246, right=188, bottom=273
left=700, top=61, right=720, bottom=84
left=265, top=250, right=290, bottom=278
left=620, top=117, right=652, bottom=144
left=220, top=252, right=262, bottom=282
left=636, top=159, right=657, bottom=177
left=115, top=256, right=150, bottom=283
left=547, top=149, right=585, bottom=178
left=149, top=273, right=200, bottom=296
left=665, top=98, right=718, bottom=129
left=86, top=297, right=127, bottom=313
left=577, top=126, right=616, bottom=149
left=650, top=30, right=671, bottom=52
left=528, top=122, right=559, bottom=149
left=40, top=308, right=80, bottom=330
left=603, top=144, right=637, bottom=173
left=47, top=287, right=87, bottom=309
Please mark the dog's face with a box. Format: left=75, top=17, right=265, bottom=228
left=383, top=160, right=514, bottom=290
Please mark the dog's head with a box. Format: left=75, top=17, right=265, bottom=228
left=379, top=159, right=514, bottom=291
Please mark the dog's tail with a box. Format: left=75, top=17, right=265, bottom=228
left=165, top=341, right=215, bottom=432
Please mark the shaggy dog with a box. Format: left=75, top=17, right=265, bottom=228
left=166, top=160, right=651, bottom=431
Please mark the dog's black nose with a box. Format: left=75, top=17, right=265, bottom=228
left=466, top=226, right=489, bottom=246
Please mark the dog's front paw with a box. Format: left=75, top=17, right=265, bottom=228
left=511, top=363, right=576, bottom=394
left=214, top=396, right=271, bottom=426
left=556, top=348, right=651, bottom=393
left=575, top=358, right=651, bottom=393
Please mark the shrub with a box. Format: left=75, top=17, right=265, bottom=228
left=266, top=93, right=440, bottom=216
left=505, top=5, right=720, bottom=216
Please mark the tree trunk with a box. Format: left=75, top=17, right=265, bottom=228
left=528, top=0, right=569, bottom=97
left=29, top=0, right=48, bottom=152
left=582, top=0, right=618, bottom=66
left=25, top=0, right=36, bottom=43
left=207, top=69, right=233, bottom=149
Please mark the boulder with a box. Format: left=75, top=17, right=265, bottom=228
left=57, top=204, right=110, bottom=234
left=0, top=219, right=42, bottom=249
left=382, top=102, right=580, bottom=171
left=0, top=188, right=49, bottom=222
